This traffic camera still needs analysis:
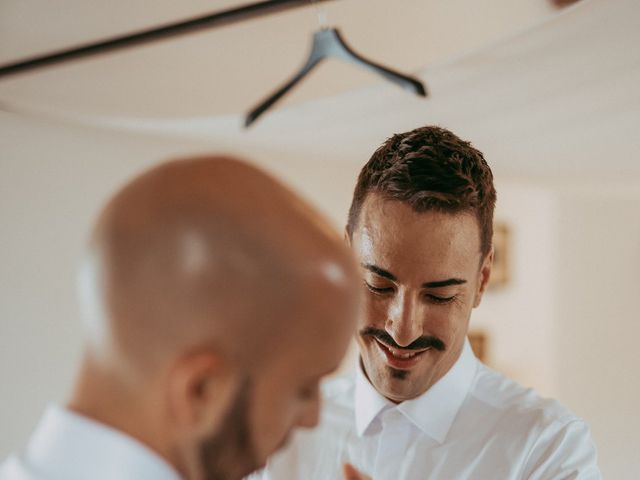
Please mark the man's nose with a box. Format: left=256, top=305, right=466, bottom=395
left=385, top=291, right=422, bottom=347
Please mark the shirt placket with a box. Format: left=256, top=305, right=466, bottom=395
left=373, top=408, right=412, bottom=480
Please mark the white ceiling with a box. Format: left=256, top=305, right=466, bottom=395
left=0, top=0, right=555, bottom=117
left=3, top=0, right=638, bottom=182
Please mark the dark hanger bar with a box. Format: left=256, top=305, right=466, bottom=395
left=0, top=0, right=340, bottom=79
left=245, top=27, right=427, bottom=126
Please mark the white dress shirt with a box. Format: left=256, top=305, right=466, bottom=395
left=251, top=340, right=601, bottom=480
left=0, top=405, right=181, bottom=480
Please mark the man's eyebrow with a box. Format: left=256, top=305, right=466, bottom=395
left=361, top=263, right=397, bottom=281
left=422, top=278, right=467, bottom=288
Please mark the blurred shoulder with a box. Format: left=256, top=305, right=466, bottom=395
left=0, top=455, right=43, bottom=480
left=319, top=372, right=357, bottom=427
left=322, top=373, right=355, bottom=406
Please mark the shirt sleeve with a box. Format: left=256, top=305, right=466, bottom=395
left=522, top=419, right=602, bottom=480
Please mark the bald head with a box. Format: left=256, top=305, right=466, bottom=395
left=79, top=155, right=358, bottom=377
left=70, top=155, right=361, bottom=479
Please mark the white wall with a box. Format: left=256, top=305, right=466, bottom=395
left=474, top=182, right=558, bottom=396
left=553, top=184, right=640, bottom=479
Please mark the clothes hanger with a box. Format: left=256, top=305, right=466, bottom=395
left=244, top=3, right=428, bottom=127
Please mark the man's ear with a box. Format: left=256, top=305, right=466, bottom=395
left=473, top=247, right=494, bottom=308
left=167, top=350, right=239, bottom=437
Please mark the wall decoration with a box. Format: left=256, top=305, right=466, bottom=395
left=468, top=330, right=488, bottom=363
left=489, top=222, right=510, bottom=288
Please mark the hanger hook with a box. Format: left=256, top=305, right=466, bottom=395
left=311, top=0, right=330, bottom=30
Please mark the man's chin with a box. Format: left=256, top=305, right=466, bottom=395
left=372, top=376, right=426, bottom=402
left=364, top=354, right=434, bottom=401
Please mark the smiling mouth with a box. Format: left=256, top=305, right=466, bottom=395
left=373, top=338, right=431, bottom=369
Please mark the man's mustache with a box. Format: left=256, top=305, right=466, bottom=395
left=359, top=326, right=445, bottom=351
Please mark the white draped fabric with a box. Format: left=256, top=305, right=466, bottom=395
left=65, top=0, right=640, bottom=180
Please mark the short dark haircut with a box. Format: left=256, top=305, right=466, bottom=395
left=346, top=125, right=496, bottom=257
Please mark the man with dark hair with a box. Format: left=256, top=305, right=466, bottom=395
left=253, top=126, right=601, bottom=479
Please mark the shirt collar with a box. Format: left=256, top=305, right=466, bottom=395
left=24, top=405, right=182, bottom=480
left=354, top=338, right=478, bottom=444
left=354, top=358, right=393, bottom=436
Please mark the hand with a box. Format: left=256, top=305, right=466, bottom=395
left=342, top=463, right=372, bottom=480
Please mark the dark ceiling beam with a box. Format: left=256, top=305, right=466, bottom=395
left=0, top=0, right=339, bottom=79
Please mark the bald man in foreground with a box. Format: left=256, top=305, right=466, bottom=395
left=0, top=156, right=362, bottom=480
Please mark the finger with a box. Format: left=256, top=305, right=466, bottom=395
left=342, top=463, right=371, bottom=480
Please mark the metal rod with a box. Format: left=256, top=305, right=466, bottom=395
left=0, top=0, right=339, bottom=79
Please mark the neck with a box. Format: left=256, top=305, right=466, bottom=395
left=67, top=356, right=181, bottom=475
